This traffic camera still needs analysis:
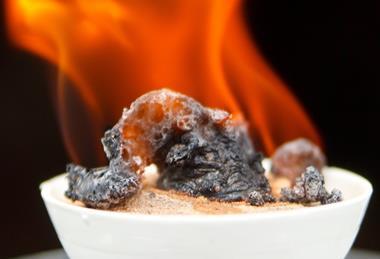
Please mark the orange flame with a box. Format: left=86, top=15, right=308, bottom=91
left=5, top=0, right=321, bottom=166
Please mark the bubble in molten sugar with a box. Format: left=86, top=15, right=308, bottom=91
left=113, top=89, right=232, bottom=171
left=118, top=90, right=207, bottom=170
left=5, top=0, right=322, bottom=166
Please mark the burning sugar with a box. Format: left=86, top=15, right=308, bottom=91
left=65, top=89, right=341, bottom=212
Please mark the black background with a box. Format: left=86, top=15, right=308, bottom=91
left=1, top=1, right=379, bottom=257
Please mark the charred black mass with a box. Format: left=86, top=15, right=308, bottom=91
left=65, top=159, right=140, bottom=209
left=156, top=130, right=272, bottom=202
left=280, top=166, right=342, bottom=204
left=65, top=89, right=273, bottom=208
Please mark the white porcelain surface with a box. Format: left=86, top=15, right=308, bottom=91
left=40, top=167, right=372, bottom=259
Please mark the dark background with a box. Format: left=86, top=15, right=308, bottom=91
left=1, top=1, right=379, bottom=257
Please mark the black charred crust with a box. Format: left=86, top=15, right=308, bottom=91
left=248, top=191, right=275, bottom=206
left=65, top=161, right=140, bottom=209
left=65, top=116, right=274, bottom=208
left=65, top=90, right=275, bottom=208
left=156, top=126, right=273, bottom=203
left=322, top=188, right=343, bottom=204
left=101, top=127, right=122, bottom=160
left=280, top=166, right=342, bottom=205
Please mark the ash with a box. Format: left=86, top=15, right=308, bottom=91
left=280, top=166, right=342, bottom=204
left=65, top=89, right=273, bottom=208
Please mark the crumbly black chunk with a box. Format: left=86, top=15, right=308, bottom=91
left=322, top=188, right=343, bottom=205
left=101, top=126, right=123, bottom=160
left=65, top=89, right=273, bottom=208
left=248, top=191, right=276, bottom=206
left=280, top=166, right=342, bottom=204
left=248, top=191, right=265, bottom=206
left=65, top=159, right=140, bottom=209
left=156, top=129, right=272, bottom=201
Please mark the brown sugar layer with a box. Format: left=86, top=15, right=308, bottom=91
left=111, top=187, right=302, bottom=215
left=67, top=187, right=302, bottom=215
left=113, top=172, right=300, bottom=214
left=67, top=172, right=302, bottom=215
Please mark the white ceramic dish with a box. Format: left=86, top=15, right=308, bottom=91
left=41, top=166, right=372, bottom=259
